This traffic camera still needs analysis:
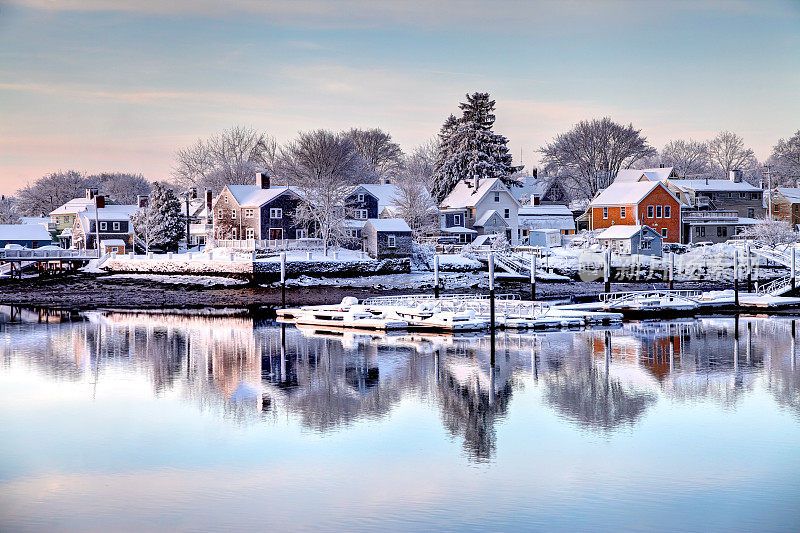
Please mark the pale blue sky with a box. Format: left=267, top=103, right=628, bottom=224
left=1, top=0, right=798, bottom=194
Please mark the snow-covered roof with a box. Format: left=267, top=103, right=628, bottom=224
left=343, top=219, right=367, bottom=229
left=0, top=224, right=52, bottom=242
left=76, top=205, right=139, bottom=229
left=591, top=181, right=670, bottom=207
left=225, top=185, right=297, bottom=208
left=597, top=224, right=657, bottom=239
left=474, top=209, right=507, bottom=227
left=49, top=197, right=94, bottom=216
left=21, top=217, right=51, bottom=225
left=508, top=175, right=557, bottom=201
left=615, top=167, right=676, bottom=183
left=365, top=218, right=411, bottom=232
left=355, top=184, right=405, bottom=212
left=440, top=178, right=519, bottom=209
left=101, top=239, right=127, bottom=246
left=442, top=227, right=477, bottom=234
left=518, top=204, right=573, bottom=217
left=776, top=188, right=800, bottom=202
left=671, top=179, right=759, bottom=192
left=520, top=216, right=574, bottom=231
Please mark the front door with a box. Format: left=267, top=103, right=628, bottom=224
left=269, top=228, right=283, bottom=240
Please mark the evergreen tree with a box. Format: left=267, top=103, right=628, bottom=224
left=131, top=182, right=185, bottom=252
left=431, top=92, right=522, bottom=203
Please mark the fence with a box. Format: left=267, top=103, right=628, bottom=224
left=211, top=238, right=324, bottom=251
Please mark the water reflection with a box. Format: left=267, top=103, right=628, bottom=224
left=2, top=307, right=800, bottom=460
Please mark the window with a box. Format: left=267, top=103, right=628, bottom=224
left=750, top=192, right=760, bottom=200
left=99, top=222, right=107, bottom=231
left=296, top=229, right=308, bottom=239
left=357, top=193, right=364, bottom=202
left=494, top=192, right=500, bottom=202
left=656, top=205, right=663, bottom=218
left=231, top=227, right=237, bottom=239
left=640, top=240, right=652, bottom=250
left=217, top=210, right=223, bottom=220
left=696, top=226, right=706, bottom=237
left=748, top=208, right=755, bottom=218
left=231, top=209, right=236, bottom=219
left=113, top=222, right=120, bottom=231
left=355, top=209, right=368, bottom=220
left=504, top=208, right=510, bottom=219
left=739, top=192, right=746, bottom=198
left=647, top=205, right=654, bottom=218
left=454, top=214, right=462, bottom=226
left=661, top=228, right=668, bottom=238
left=244, top=208, right=254, bottom=218
left=664, top=205, right=671, bottom=218
left=620, top=206, right=626, bottom=218
left=387, top=235, right=396, bottom=248
left=603, top=207, right=608, bottom=219
left=245, top=228, right=255, bottom=239
left=717, top=226, right=728, bottom=238
left=270, top=208, right=283, bottom=219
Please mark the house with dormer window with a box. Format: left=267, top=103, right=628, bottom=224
left=438, top=177, right=522, bottom=244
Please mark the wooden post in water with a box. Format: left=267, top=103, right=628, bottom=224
left=668, top=252, right=674, bottom=290
left=530, top=252, right=536, bottom=301
left=734, top=249, right=739, bottom=307
left=280, top=252, right=286, bottom=309
left=433, top=254, right=440, bottom=299
left=604, top=247, right=611, bottom=293
left=792, top=320, right=797, bottom=372
left=746, top=241, right=752, bottom=292
left=734, top=314, right=740, bottom=371
left=489, top=252, right=496, bottom=333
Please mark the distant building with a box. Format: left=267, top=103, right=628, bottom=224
left=597, top=225, right=663, bottom=257
left=518, top=204, right=576, bottom=241
left=49, top=188, right=99, bottom=247
left=439, top=177, right=522, bottom=244
left=0, top=224, right=53, bottom=249
left=72, top=196, right=139, bottom=252
left=527, top=228, right=562, bottom=248
left=769, top=188, right=800, bottom=229
left=589, top=181, right=682, bottom=243
left=614, top=167, right=678, bottom=183
left=509, top=175, right=570, bottom=206
left=212, top=173, right=306, bottom=241
left=362, top=218, right=412, bottom=259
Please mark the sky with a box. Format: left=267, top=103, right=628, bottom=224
left=0, top=0, right=798, bottom=195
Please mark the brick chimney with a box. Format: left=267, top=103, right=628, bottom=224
left=137, top=195, right=149, bottom=208
left=85, top=188, right=98, bottom=200
left=95, top=195, right=105, bottom=209
left=256, top=172, right=270, bottom=189
left=729, top=169, right=743, bottom=183
left=205, top=188, right=213, bottom=213
left=191, top=187, right=198, bottom=199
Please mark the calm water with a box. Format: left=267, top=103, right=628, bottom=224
left=2, top=307, right=800, bottom=532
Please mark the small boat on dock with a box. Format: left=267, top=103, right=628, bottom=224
left=386, top=304, right=489, bottom=332
left=281, top=297, right=408, bottom=331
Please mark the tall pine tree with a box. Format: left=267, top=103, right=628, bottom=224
left=431, top=92, right=522, bottom=203
left=132, top=182, right=185, bottom=252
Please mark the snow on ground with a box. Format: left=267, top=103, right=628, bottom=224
left=103, top=273, right=248, bottom=287
left=256, top=248, right=369, bottom=262
left=265, top=271, right=483, bottom=291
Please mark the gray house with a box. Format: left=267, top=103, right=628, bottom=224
left=362, top=219, right=412, bottom=259
left=597, top=225, right=663, bottom=257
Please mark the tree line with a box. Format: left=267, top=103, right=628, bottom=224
left=3, top=92, right=799, bottom=231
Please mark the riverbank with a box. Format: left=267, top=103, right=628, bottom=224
left=0, top=271, right=737, bottom=312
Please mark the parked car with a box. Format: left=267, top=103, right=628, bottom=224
left=691, top=241, right=714, bottom=248
left=663, top=243, right=688, bottom=254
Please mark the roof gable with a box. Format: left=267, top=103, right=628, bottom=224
left=441, top=178, right=520, bottom=209
left=591, top=181, right=680, bottom=207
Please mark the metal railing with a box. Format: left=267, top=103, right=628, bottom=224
left=0, top=248, right=97, bottom=260
left=598, top=290, right=703, bottom=304
left=758, top=275, right=794, bottom=296
left=212, top=238, right=323, bottom=251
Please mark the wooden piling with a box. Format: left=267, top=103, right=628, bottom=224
left=746, top=241, right=752, bottom=292
left=489, top=252, right=496, bottom=333
left=530, top=252, right=536, bottom=301
left=604, top=247, right=611, bottom=293
left=734, top=249, right=739, bottom=307
left=280, top=252, right=286, bottom=309
left=433, top=254, right=440, bottom=299
left=668, top=252, right=674, bottom=290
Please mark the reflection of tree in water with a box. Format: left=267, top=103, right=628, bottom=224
left=437, top=367, right=512, bottom=462
left=544, top=359, right=656, bottom=431
left=766, top=357, right=800, bottom=420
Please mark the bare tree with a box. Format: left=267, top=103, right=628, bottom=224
left=277, top=130, right=364, bottom=254
left=87, top=172, right=151, bottom=204
left=539, top=117, right=656, bottom=200
left=173, top=126, right=278, bottom=191
left=707, top=131, right=756, bottom=178
left=660, top=139, right=710, bottom=178
left=15, top=170, right=89, bottom=216
left=769, top=130, right=800, bottom=186
left=404, top=139, right=438, bottom=192
left=344, top=128, right=404, bottom=183
left=744, top=220, right=798, bottom=247
left=393, top=170, right=438, bottom=239
left=0, top=195, right=20, bottom=224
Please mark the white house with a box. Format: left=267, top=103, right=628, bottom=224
left=518, top=204, right=576, bottom=241
left=597, top=225, right=663, bottom=257
left=439, top=178, right=522, bottom=244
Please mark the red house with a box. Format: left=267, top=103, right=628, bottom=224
left=589, top=181, right=682, bottom=243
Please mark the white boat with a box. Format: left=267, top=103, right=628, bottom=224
left=289, top=297, right=407, bottom=331
left=607, top=294, right=699, bottom=313
left=388, top=304, right=489, bottom=332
